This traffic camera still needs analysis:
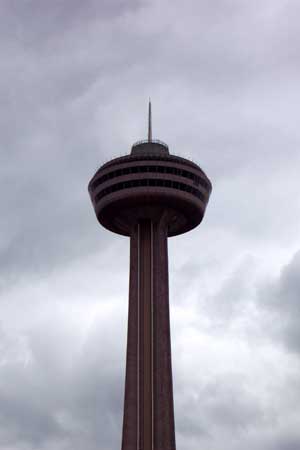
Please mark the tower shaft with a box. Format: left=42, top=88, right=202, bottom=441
left=122, top=216, right=176, bottom=450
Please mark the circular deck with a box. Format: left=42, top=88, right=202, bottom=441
left=88, top=142, right=212, bottom=237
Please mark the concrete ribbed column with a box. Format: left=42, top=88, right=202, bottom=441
left=152, top=217, right=176, bottom=450
left=121, top=215, right=176, bottom=450
left=122, top=226, right=138, bottom=449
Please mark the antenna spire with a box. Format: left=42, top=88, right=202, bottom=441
left=148, top=99, right=152, bottom=142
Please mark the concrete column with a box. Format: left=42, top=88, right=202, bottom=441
left=122, top=215, right=176, bottom=450
left=122, top=226, right=138, bottom=450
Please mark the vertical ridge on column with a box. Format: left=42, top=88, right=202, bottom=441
left=153, top=218, right=176, bottom=450
left=139, top=220, right=153, bottom=450
left=151, top=221, right=154, bottom=450
left=122, top=215, right=176, bottom=450
left=122, top=227, right=139, bottom=450
left=137, top=222, right=140, bottom=450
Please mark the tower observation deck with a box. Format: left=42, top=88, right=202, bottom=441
left=88, top=103, right=212, bottom=450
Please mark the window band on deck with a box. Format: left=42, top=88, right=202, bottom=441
left=91, top=165, right=210, bottom=192
left=94, top=178, right=206, bottom=203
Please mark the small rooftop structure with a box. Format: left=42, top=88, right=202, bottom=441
left=131, top=139, right=169, bottom=155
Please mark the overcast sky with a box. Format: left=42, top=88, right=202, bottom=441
left=1, top=1, right=300, bottom=449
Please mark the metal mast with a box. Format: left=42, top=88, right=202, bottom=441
left=148, top=99, right=152, bottom=142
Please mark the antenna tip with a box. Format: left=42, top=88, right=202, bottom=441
left=148, top=99, right=152, bottom=142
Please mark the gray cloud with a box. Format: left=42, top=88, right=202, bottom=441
left=176, top=374, right=264, bottom=436
left=0, top=310, right=127, bottom=450
left=259, top=250, right=300, bottom=354
left=1, top=0, right=142, bottom=44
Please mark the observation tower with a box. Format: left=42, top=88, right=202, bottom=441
left=88, top=102, right=212, bottom=450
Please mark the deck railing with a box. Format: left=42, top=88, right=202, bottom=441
left=131, top=139, right=169, bottom=150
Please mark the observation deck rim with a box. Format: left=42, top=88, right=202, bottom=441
left=131, top=139, right=169, bottom=150
left=98, top=153, right=207, bottom=174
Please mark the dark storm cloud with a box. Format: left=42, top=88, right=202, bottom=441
left=1, top=0, right=142, bottom=40
left=0, top=2, right=155, bottom=288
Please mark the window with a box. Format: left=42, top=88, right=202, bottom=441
left=91, top=165, right=210, bottom=192
left=94, top=178, right=206, bottom=203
